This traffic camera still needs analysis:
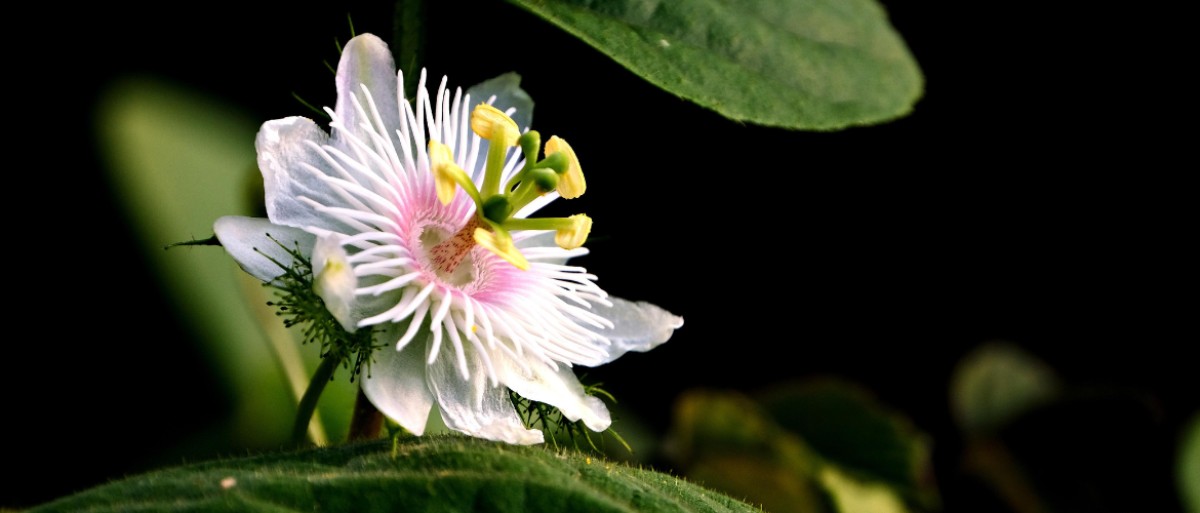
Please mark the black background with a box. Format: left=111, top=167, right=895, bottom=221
left=7, top=1, right=1192, bottom=511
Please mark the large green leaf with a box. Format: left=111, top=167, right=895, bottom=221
left=506, top=0, right=922, bottom=130
left=31, top=436, right=760, bottom=513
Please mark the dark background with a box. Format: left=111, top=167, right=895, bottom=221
left=8, top=1, right=1191, bottom=511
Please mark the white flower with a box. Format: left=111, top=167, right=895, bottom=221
left=213, top=34, right=682, bottom=444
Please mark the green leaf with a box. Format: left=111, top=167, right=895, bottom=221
left=758, top=380, right=936, bottom=509
left=506, top=0, right=922, bottom=130
left=668, top=391, right=831, bottom=512
left=668, top=386, right=936, bottom=513
left=1181, top=413, right=1200, bottom=513
left=689, top=455, right=830, bottom=513
left=817, top=465, right=910, bottom=513
left=950, top=342, right=1060, bottom=435
left=95, top=78, right=357, bottom=447
left=670, top=390, right=786, bottom=461
left=31, top=436, right=762, bottom=513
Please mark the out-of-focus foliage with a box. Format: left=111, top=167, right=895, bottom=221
left=951, top=342, right=1060, bottom=435
left=666, top=379, right=938, bottom=513
left=1181, top=413, right=1200, bottom=513
left=96, top=78, right=356, bottom=447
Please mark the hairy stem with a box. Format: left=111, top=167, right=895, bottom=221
left=290, top=356, right=339, bottom=446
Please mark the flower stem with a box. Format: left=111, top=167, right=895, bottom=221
left=347, top=387, right=385, bottom=441
left=238, top=273, right=329, bottom=445
left=964, top=436, right=1049, bottom=513
left=393, top=0, right=426, bottom=99
left=290, top=355, right=338, bottom=446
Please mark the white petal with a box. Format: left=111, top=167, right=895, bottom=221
left=334, top=34, right=401, bottom=154
left=590, top=297, right=684, bottom=365
left=361, top=326, right=435, bottom=436
left=258, top=116, right=359, bottom=233
left=498, top=354, right=611, bottom=432
left=515, top=230, right=593, bottom=267
left=213, top=216, right=315, bottom=283
left=514, top=230, right=555, bottom=249
left=513, top=230, right=568, bottom=265
left=427, top=341, right=543, bottom=445
left=312, top=234, right=358, bottom=332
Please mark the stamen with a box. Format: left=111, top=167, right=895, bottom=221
left=502, top=214, right=593, bottom=249
left=555, top=214, right=592, bottom=250
left=473, top=224, right=530, bottom=271
left=473, top=103, right=520, bottom=197
left=429, top=140, right=487, bottom=211
left=545, top=136, right=585, bottom=199
left=470, top=104, right=520, bottom=147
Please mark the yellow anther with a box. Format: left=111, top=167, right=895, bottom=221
left=473, top=227, right=530, bottom=271
left=545, top=136, right=585, bottom=199
left=555, top=214, right=592, bottom=250
left=428, top=140, right=465, bottom=205
left=471, top=103, right=520, bottom=147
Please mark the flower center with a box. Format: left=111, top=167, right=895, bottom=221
left=425, top=104, right=595, bottom=271
left=428, top=216, right=480, bottom=277
left=420, top=219, right=479, bottom=288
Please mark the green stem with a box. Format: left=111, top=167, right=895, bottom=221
left=964, top=436, right=1049, bottom=513
left=394, top=0, right=426, bottom=100
left=291, top=356, right=339, bottom=446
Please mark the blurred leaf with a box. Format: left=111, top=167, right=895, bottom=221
left=819, top=466, right=909, bottom=513
left=507, top=0, right=923, bottom=130
left=690, top=455, right=829, bottom=513
left=670, top=390, right=785, bottom=459
left=759, top=380, right=936, bottom=508
left=96, top=78, right=355, bottom=447
left=31, top=436, right=762, bottom=513
left=950, top=342, right=1060, bottom=435
left=1181, top=413, right=1200, bottom=513
left=669, top=385, right=937, bottom=513
left=670, top=390, right=831, bottom=513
